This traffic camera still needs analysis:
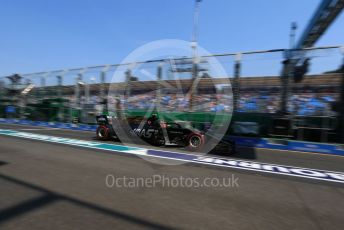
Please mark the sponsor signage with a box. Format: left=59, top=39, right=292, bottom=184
left=194, top=157, right=344, bottom=184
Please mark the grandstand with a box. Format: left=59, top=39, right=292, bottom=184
left=1, top=73, right=339, bottom=114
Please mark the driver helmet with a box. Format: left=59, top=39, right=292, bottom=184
left=147, top=113, right=158, bottom=125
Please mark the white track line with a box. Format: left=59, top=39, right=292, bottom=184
left=18, top=128, right=61, bottom=131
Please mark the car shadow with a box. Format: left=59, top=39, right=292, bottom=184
left=229, top=146, right=257, bottom=159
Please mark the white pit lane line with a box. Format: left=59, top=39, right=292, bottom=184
left=0, top=128, right=343, bottom=184
left=18, top=128, right=61, bottom=131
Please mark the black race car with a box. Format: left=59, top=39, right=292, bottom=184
left=95, top=114, right=205, bottom=150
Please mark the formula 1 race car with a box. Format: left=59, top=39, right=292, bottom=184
left=95, top=114, right=205, bottom=150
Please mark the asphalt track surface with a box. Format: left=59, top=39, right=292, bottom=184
left=0, top=123, right=344, bottom=229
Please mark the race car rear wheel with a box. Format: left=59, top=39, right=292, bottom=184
left=96, top=125, right=110, bottom=140
left=187, top=134, right=204, bottom=150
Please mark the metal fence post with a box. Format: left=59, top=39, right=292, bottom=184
left=280, top=51, right=290, bottom=114
left=57, top=75, right=63, bottom=121
left=156, top=63, right=162, bottom=112
left=340, top=47, right=344, bottom=143
left=100, top=71, right=106, bottom=100
left=57, top=75, right=62, bottom=98
left=75, top=73, right=83, bottom=108
left=233, top=53, right=241, bottom=112
left=189, top=61, right=199, bottom=112
left=125, top=69, right=132, bottom=101
left=100, top=71, right=108, bottom=114
left=85, top=80, right=90, bottom=104
left=41, top=76, right=46, bottom=99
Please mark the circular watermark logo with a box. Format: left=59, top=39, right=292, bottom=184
left=108, top=39, right=233, bottom=165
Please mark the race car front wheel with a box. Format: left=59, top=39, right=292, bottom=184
left=96, top=125, right=110, bottom=141
left=187, top=134, right=204, bottom=150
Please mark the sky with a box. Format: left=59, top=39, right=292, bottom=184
left=0, top=0, right=343, bottom=78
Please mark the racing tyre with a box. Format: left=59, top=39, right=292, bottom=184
left=187, top=134, right=204, bottom=151
left=96, top=125, right=110, bottom=141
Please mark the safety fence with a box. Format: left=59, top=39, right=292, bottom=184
left=0, top=45, right=343, bottom=143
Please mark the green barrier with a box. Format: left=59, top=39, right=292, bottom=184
left=0, top=101, right=337, bottom=143
left=24, top=98, right=71, bottom=122
left=123, top=110, right=231, bottom=126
